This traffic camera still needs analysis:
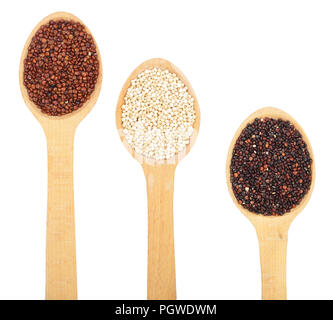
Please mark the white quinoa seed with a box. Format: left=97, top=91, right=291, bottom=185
left=121, top=68, right=196, bottom=160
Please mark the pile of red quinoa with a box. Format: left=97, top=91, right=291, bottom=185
left=23, top=19, right=99, bottom=116
left=230, top=118, right=312, bottom=216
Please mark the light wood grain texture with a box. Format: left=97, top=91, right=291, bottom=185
left=116, top=58, right=200, bottom=300
left=226, top=107, right=315, bottom=300
left=19, top=12, right=102, bottom=300
left=144, top=164, right=176, bottom=300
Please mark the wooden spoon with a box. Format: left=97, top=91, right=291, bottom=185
left=116, top=58, right=200, bottom=300
left=226, top=107, right=315, bottom=300
left=19, top=12, right=102, bottom=300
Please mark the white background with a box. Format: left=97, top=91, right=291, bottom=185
left=0, top=0, right=331, bottom=300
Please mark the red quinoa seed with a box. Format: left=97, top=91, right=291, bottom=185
left=23, top=19, right=99, bottom=116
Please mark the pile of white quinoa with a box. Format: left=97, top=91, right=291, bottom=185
left=121, top=68, right=196, bottom=160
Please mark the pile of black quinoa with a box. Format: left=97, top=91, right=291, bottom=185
left=23, top=19, right=99, bottom=116
left=230, top=118, right=312, bottom=216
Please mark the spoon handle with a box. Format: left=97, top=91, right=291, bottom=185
left=45, top=126, right=77, bottom=300
left=257, top=230, right=288, bottom=300
left=143, top=164, right=177, bottom=300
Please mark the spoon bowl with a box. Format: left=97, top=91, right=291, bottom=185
left=20, top=11, right=102, bottom=126
left=116, top=58, right=200, bottom=299
left=226, top=107, right=315, bottom=300
left=116, top=58, right=200, bottom=166
left=19, top=12, right=102, bottom=300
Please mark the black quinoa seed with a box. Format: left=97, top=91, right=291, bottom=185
left=230, top=117, right=312, bottom=216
